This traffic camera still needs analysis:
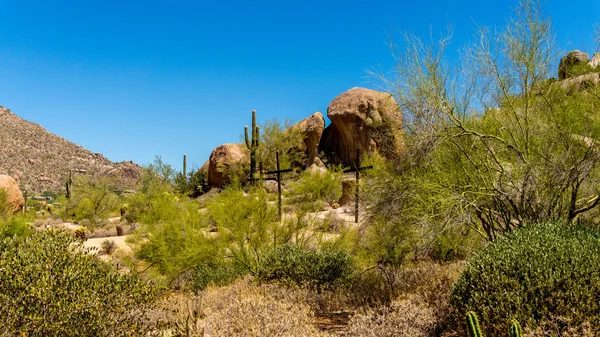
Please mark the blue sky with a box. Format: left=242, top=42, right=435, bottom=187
left=0, top=0, right=598, bottom=171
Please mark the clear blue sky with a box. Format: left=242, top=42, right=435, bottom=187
left=1, top=0, right=598, bottom=171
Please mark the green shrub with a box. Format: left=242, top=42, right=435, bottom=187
left=192, top=262, right=248, bottom=291
left=0, top=215, right=32, bottom=239
left=451, top=222, right=600, bottom=335
left=258, top=244, right=354, bottom=288
left=0, top=230, right=158, bottom=336
left=286, top=168, right=342, bottom=212
left=101, top=239, right=117, bottom=255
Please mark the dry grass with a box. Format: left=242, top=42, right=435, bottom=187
left=524, top=317, right=596, bottom=337
left=346, top=294, right=437, bottom=337
left=155, top=279, right=330, bottom=337
left=152, top=261, right=465, bottom=337
left=347, top=261, right=463, bottom=337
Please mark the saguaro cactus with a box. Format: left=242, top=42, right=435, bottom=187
left=509, top=319, right=522, bottom=337
left=244, top=109, right=260, bottom=184
left=466, top=311, right=483, bottom=337
left=183, top=154, right=187, bottom=183
left=65, top=171, right=72, bottom=199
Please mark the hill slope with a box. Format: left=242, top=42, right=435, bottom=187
left=0, top=106, right=141, bottom=193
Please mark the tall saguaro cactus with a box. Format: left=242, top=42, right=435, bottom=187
left=244, top=109, right=260, bottom=184
left=65, top=171, right=72, bottom=199
left=183, top=154, right=187, bottom=183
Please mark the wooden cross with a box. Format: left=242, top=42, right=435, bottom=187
left=342, top=148, right=373, bottom=223
left=263, top=152, right=293, bottom=220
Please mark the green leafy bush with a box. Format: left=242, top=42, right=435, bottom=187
left=451, top=222, right=600, bottom=335
left=258, top=244, right=354, bottom=288
left=101, top=238, right=117, bottom=255
left=0, top=215, right=32, bottom=239
left=0, top=230, right=157, bottom=336
left=192, top=262, right=248, bottom=291
left=286, top=168, right=342, bottom=212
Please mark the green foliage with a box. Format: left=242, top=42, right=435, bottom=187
left=192, top=262, right=248, bottom=291
left=564, top=61, right=600, bottom=78
left=257, top=244, right=354, bottom=288
left=206, top=185, right=280, bottom=274
left=101, top=239, right=117, bottom=255
left=133, top=196, right=218, bottom=279
left=451, top=222, right=600, bottom=335
left=257, top=118, right=305, bottom=170
left=286, top=168, right=342, bottom=212
left=0, top=230, right=157, bottom=336
left=63, top=175, right=120, bottom=223
left=366, top=0, right=600, bottom=271
left=0, top=215, right=32, bottom=239
left=145, top=155, right=176, bottom=186
left=466, top=311, right=483, bottom=337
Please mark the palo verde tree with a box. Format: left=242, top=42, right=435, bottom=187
left=367, top=0, right=600, bottom=249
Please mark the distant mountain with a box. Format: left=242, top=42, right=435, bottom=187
left=0, top=106, right=142, bottom=193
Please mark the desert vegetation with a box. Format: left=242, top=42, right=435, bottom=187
left=1, top=0, right=600, bottom=336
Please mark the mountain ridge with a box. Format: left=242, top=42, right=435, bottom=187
left=0, top=106, right=141, bottom=193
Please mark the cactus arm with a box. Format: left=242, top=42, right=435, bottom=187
left=466, top=311, right=483, bottom=337
left=244, top=126, right=251, bottom=149
left=509, top=319, right=522, bottom=337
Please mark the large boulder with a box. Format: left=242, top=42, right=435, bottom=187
left=558, top=50, right=590, bottom=80
left=319, top=87, right=403, bottom=166
left=338, top=177, right=356, bottom=206
left=207, top=144, right=249, bottom=188
left=590, top=52, right=600, bottom=69
left=291, top=112, right=325, bottom=166
left=0, top=175, right=24, bottom=213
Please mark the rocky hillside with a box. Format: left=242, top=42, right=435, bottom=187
left=0, top=106, right=141, bottom=193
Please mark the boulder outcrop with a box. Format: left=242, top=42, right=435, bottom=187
left=207, top=144, right=249, bottom=188
left=319, top=87, right=403, bottom=166
left=0, top=175, right=24, bottom=213
left=558, top=50, right=591, bottom=80
left=292, top=112, right=325, bottom=166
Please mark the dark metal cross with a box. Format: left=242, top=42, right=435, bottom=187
left=342, top=148, right=373, bottom=223
left=263, top=152, right=293, bottom=220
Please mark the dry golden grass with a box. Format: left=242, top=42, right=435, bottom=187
left=155, top=279, right=330, bottom=337
left=346, top=294, right=437, bottom=337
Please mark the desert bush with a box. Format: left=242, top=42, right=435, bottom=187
left=346, top=294, right=438, bottom=337
left=133, top=199, right=219, bottom=282
left=206, top=185, right=280, bottom=274
left=101, top=239, right=118, bottom=255
left=0, top=230, right=158, bottom=336
left=201, top=279, right=327, bottom=337
left=0, top=215, right=32, bottom=239
left=258, top=244, right=354, bottom=288
left=450, top=222, right=600, bottom=335
left=257, top=118, right=305, bottom=170
left=192, top=262, right=248, bottom=291
left=63, top=175, right=120, bottom=222
left=286, top=168, right=342, bottom=212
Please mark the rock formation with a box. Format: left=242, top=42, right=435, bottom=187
left=0, top=175, right=24, bottom=213
left=207, top=144, right=249, bottom=188
left=558, top=50, right=591, bottom=80
left=0, top=106, right=142, bottom=192
left=319, top=87, right=403, bottom=166
left=291, top=112, right=325, bottom=166
left=338, top=177, right=356, bottom=206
